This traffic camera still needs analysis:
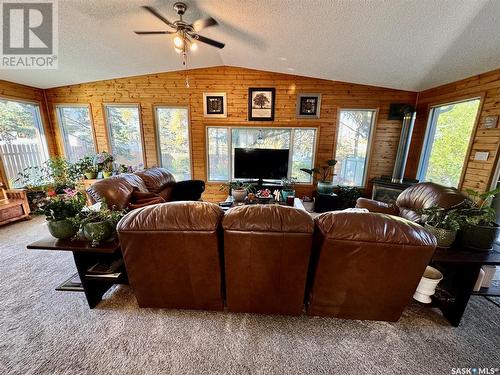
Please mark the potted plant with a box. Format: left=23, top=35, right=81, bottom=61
left=300, top=159, right=337, bottom=194
left=73, top=156, right=98, bottom=179
left=219, top=181, right=256, bottom=202
left=281, top=177, right=297, bottom=202
left=420, top=206, right=461, bottom=248
left=102, top=163, right=114, bottom=178
left=72, top=203, right=125, bottom=246
left=34, top=188, right=86, bottom=239
left=336, top=185, right=362, bottom=209
left=14, top=165, right=51, bottom=211
left=94, top=151, right=114, bottom=177
left=455, top=187, right=500, bottom=251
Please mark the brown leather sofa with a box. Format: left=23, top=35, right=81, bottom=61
left=307, top=211, right=437, bottom=321
left=222, top=205, right=314, bottom=315
left=86, top=167, right=205, bottom=210
left=356, top=182, right=467, bottom=222
left=117, top=201, right=225, bottom=310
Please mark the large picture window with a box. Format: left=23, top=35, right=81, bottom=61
left=56, top=105, right=96, bottom=162
left=0, top=98, right=49, bottom=187
left=104, top=104, right=144, bottom=167
left=206, top=127, right=317, bottom=183
left=155, top=106, right=191, bottom=181
left=333, top=109, right=376, bottom=186
left=418, top=98, right=480, bottom=187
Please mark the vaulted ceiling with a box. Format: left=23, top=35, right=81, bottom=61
left=2, top=0, right=500, bottom=91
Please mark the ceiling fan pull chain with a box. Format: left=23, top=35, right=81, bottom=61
left=183, top=50, right=190, bottom=88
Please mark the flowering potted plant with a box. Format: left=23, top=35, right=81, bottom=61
left=35, top=188, right=86, bottom=239
left=102, top=163, right=114, bottom=178
left=71, top=203, right=125, bottom=246
left=94, top=152, right=114, bottom=177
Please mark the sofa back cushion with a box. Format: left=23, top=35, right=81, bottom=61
left=117, top=201, right=224, bottom=310
left=86, top=175, right=137, bottom=209
left=222, top=205, right=314, bottom=315
left=308, top=211, right=436, bottom=321
left=135, top=167, right=175, bottom=194
left=396, top=182, right=467, bottom=222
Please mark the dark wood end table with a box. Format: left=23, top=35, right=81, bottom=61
left=27, top=237, right=127, bottom=308
left=431, top=246, right=500, bottom=326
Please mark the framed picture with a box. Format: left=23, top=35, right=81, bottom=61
left=248, top=88, right=275, bottom=121
left=203, top=92, right=227, bottom=118
left=296, top=93, right=322, bottom=118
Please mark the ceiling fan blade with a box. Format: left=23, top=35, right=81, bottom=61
left=191, top=34, right=225, bottom=49
left=141, top=6, right=175, bottom=28
left=134, top=31, right=173, bottom=35
left=192, top=17, right=218, bottom=32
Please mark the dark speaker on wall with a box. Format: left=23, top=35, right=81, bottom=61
left=388, top=103, right=415, bottom=120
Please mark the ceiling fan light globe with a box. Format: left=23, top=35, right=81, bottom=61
left=190, top=42, right=198, bottom=51
left=173, top=36, right=184, bottom=48
left=174, top=46, right=183, bottom=54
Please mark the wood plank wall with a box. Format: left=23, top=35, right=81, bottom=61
left=42, top=66, right=416, bottom=201
left=406, top=68, right=500, bottom=192
left=0, top=79, right=57, bottom=185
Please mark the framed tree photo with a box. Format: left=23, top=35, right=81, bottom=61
left=248, top=88, right=275, bottom=121
left=296, top=93, right=322, bottom=118
left=203, top=92, right=227, bottom=118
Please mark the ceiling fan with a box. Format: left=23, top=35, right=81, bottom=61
left=134, top=2, right=225, bottom=52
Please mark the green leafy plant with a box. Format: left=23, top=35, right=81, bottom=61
left=457, top=187, right=500, bottom=227
left=420, top=206, right=461, bottom=231
left=300, top=159, right=337, bottom=182
left=281, top=177, right=297, bottom=191
left=71, top=204, right=125, bottom=229
left=336, top=185, right=362, bottom=208
left=219, top=181, right=256, bottom=193
left=34, top=188, right=86, bottom=221
left=94, top=151, right=114, bottom=172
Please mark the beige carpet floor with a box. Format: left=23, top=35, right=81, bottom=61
left=0, top=217, right=499, bottom=375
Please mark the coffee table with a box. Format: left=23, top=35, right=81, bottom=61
left=27, top=237, right=127, bottom=308
left=223, top=196, right=306, bottom=211
left=431, top=246, right=500, bottom=326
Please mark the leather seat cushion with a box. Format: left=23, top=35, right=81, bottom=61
left=135, top=167, right=176, bottom=194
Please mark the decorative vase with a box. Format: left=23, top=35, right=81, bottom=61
left=413, top=266, right=443, bottom=304
left=84, top=171, right=97, bottom=179
left=317, top=181, right=334, bottom=195
left=102, top=171, right=113, bottom=178
left=424, top=223, right=457, bottom=248
left=47, top=219, right=78, bottom=239
left=281, top=189, right=295, bottom=202
left=232, top=188, right=247, bottom=202
left=83, top=221, right=114, bottom=246
left=457, top=223, right=500, bottom=251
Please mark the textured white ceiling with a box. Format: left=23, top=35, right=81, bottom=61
left=1, top=0, right=499, bottom=91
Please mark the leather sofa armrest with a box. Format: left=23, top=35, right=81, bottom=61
left=171, top=180, right=205, bottom=201
left=356, top=197, right=399, bottom=216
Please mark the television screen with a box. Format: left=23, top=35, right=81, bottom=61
left=234, top=148, right=289, bottom=180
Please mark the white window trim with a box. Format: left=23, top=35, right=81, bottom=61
left=333, top=108, right=378, bottom=188
left=416, top=97, right=481, bottom=185
left=55, top=104, right=96, bottom=161
left=103, top=103, right=145, bottom=165
left=205, top=125, right=318, bottom=184
left=154, top=105, right=193, bottom=180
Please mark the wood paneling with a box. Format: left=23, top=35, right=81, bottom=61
left=0, top=80, right=57, bottom=185
left=406, top=68, right=500, bottom=192
left=43, top=66, right=416, bottom=201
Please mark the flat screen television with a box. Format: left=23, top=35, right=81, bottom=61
left=234, top=148, right=289, bottom=180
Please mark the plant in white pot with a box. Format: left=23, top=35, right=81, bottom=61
left=300, top=159, right=337, bottom=195
left=219, top=181, right=256, bottom=203
left=420, top=206, right=461, bottom=248
left=455, top=187, right=500, bottom=251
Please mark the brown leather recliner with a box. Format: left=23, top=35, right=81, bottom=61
left=307, top=211, right=436, bottom=322
left=222, top=205, right=314, bottom=315
left=356, top=182, right=467, bottom=223
left=117, top=201, right=225, bottom=310
left=86, top=167, right=205, bottom=210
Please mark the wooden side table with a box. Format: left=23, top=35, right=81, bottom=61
left=27, top=237, right=127, bottom=308
left=431, top=246, right=500, bottom=326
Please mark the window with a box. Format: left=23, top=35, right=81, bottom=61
left=207, top=127, right=229, bottom=181
left=56, top=105, right=95, bottom=162
left=333, top=109, right=376, bottom=186
left=206, top=127, right=317, bottom=183
left=0, top=98, right=49, bottom=187
left=418, top=98, right=480, bottom=187
left=155, top=107, right=191, bottom=181
left=104, top=104, right=143, bottom=167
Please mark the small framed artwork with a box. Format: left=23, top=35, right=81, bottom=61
left=248, top=88, right=275, bottom=121
left=203, top=92, right=227, bottom=118
left=296, top=93, right=322, bottom=118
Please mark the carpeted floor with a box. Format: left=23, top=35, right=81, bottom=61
left=0, top=217, right=499, bottom=375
